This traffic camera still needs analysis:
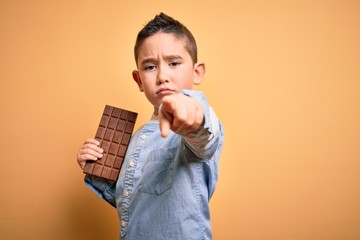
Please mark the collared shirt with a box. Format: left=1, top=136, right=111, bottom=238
left=85, top=90, right=224, bottom=240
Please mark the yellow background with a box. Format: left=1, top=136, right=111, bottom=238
left=1, top=1, right=359, bottom=239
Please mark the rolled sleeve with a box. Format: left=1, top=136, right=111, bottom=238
left=180, top=90, right=222, bottom=159
left=84, top=174, right=117, bottom=207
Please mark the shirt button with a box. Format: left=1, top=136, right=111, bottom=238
left=129, top=160, right=135, bottom=167
left=121, top=221, right=126, bottom=227
left=123, top=191, right=129, bottom=197
left=140, top=134, right=147, bottom=141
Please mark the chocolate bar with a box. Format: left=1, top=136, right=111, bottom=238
left=83, top=105, right=138, bottom=181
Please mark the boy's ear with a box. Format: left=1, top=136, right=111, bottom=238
left=132, top=70, right=144, bottom=92
left=193, top=62, right=206, bottom=85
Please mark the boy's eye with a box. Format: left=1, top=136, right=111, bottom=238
left=169, top=62, right=180, bottom=67
left=144, top=65, right=156, bottom=71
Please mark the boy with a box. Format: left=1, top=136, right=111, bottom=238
left=77, top=12, right=224, bottom=240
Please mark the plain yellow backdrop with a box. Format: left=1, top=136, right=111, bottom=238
left=1, top=1, right=359, bottom=239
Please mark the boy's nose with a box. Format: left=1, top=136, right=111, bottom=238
left=157, top=67, right=170, bottom=84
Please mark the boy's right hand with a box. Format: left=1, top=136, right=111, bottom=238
left=76, top=138, right=104, bottom=170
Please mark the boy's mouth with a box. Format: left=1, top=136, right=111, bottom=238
left=156, top=88, right=175, bottom=95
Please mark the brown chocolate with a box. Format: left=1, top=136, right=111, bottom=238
left=83, top=105, right=138, bottom=181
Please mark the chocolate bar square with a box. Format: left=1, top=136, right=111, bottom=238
left=83, top=105, right=138, bottom=181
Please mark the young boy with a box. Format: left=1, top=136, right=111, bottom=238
left=77, top=12, right=224, bottom=240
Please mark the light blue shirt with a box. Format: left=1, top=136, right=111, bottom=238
left=85, top=90, right=224, bottom=240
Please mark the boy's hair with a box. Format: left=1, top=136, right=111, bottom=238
left=134, top=12, right=198, bottom=65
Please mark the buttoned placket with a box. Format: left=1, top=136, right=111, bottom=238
left=120, top=130, right=149, bottom=238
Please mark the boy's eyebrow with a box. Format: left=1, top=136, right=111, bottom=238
left=163, top=54, right=183, bottom=61
left=140, top=54, right=183, bottom=66
left=140, top=58, right=156, bottom=66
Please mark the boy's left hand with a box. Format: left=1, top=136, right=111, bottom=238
left=159, top=93, right=204, bottom=138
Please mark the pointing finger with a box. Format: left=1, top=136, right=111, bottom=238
left=159, top=108, right=172, bottom=138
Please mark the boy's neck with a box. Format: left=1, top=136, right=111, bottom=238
left=153, top=107, right=159, bottom=116
left=150, top=107, right=159, bottom=121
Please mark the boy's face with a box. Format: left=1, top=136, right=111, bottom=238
left=132, top=32, right=205, bottom=109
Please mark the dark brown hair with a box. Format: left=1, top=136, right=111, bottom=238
left=134, top=12, right=198, bottom=65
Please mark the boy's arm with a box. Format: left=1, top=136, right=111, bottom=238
left=84, top=175, right=117, bottom=207
left=159, top=90, right=222, bottom=159
left=77, top=139, right=117, bottom=207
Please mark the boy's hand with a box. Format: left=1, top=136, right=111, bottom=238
left=77, top=138, right=104, bottom=169
left=159, top=93, right=204, bottom=138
